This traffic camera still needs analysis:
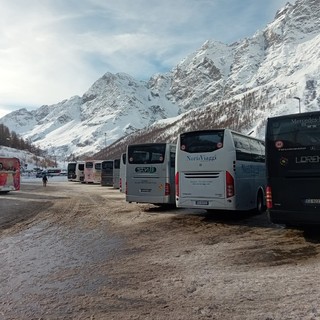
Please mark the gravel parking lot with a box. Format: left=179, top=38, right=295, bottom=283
left=1, top=178, right=320, bottom=320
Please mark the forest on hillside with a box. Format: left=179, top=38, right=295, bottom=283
left=0, top=123, right=40, bottom=155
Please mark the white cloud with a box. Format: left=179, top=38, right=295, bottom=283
left=0, top=0, right=290, bottom=117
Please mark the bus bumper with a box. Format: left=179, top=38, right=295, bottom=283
left=126, top=195, right=175, bottom=205
left=268, top=209, right=320, bottom=226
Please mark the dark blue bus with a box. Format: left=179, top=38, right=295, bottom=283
left=266, top=111, right=320, bottom=226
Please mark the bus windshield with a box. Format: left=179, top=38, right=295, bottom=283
left=102, top=161, right=113, bottom=170
left=128, top=144, right=166, bottom=164
left=267, top=114, right=320, bottom=177
left=86, top=162, right=93, bottom=168
left=268, top=117, right=320, bottom=149
left=180, top=130, right=224, bottom=153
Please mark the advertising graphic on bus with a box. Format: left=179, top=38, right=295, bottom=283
left=0, top=157, right=20, bottom=193
left=266, top=111, right=320, bottom=226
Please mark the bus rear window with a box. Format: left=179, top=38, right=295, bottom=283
left=268, top=117, right=320, bottom=149
left=86, top=162, right=93, bottom=168
left=102, top=161, right=113, bottom=170
left=180, top=130, right=224, bottom=153
left=128, top=144, right=166, bottom=164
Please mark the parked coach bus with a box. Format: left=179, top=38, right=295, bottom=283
left=175, top=129, right=266, bottom=212
left=67, top=162, right=77, bottom=181
left=119, top=153, right=126, bottom=193
left=266, top=111, right=320, bottom=226
left=46, top=168, right=62, bottom=177
left=75, top=161, right=85, bottom=182
left=0, top=157, right=20, bottom=193
left=101, top=160, right=114, bottom=186
left=126, top=143, right=176, bottom=205
left=113, top=158, right=120, bottom=189
left=84, top=160, right=102, bottom=184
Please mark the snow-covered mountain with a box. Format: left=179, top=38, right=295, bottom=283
left=1, top=0, right=319, bottom=160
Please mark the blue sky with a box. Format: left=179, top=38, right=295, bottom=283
left=0, top=0, right=290, bottom=118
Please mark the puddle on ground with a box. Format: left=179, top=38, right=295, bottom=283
left=0, top=221, right=123, bottom=301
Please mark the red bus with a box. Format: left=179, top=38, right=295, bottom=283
left=0, top=157, right=20, bottom=193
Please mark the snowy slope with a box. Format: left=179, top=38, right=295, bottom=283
left=0, top=146, right=44, bottom=171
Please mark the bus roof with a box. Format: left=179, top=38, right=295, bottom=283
left=267, top=111, right=320, bottom=121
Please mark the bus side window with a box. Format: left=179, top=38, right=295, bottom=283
left=233, top=134, right=252, bottom=161
left=250, top=139, right=265, bottom=163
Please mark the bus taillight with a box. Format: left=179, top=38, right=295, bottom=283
left=266, top=186, right=272, bottom=209
left=165, top=183, right=170, bottom=196
left=125, top=181, right=128, bottom=195
left=226, top=171, right=234, bottom=198
left=175, top=172, right=179, bottom=197
left=119, top=178, right=122, bottom=191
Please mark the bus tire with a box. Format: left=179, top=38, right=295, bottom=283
left=256, top=191, right=265, bottom=214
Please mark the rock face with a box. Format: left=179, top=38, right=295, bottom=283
left=1, top=0, right=319, bottom=158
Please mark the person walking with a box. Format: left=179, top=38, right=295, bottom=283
left=42, top=174, right=48, bottom=187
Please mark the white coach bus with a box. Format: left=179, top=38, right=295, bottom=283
left=175, top=129, right=266, bottom=212
left=126, top=143, right=176, bottom=205
left=113, top=158, right=120, bottom=189
left=84, top=160, right=102, bottom=184
left=75, top=161, right=85, bottom=182
left=119, top=153, right=126, bottom=193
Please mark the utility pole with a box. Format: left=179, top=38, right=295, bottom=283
left=293, top=96, right=301, bottom=113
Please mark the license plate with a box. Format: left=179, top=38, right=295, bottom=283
left=196, top=200, right=209, bottom=205
left=304, top=199, right=320, bottom=205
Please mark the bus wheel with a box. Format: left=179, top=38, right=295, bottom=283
left=256, top=191, right=264, bottom=214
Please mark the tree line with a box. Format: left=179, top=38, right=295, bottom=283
left=0, top=123, right=40, bottom=155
